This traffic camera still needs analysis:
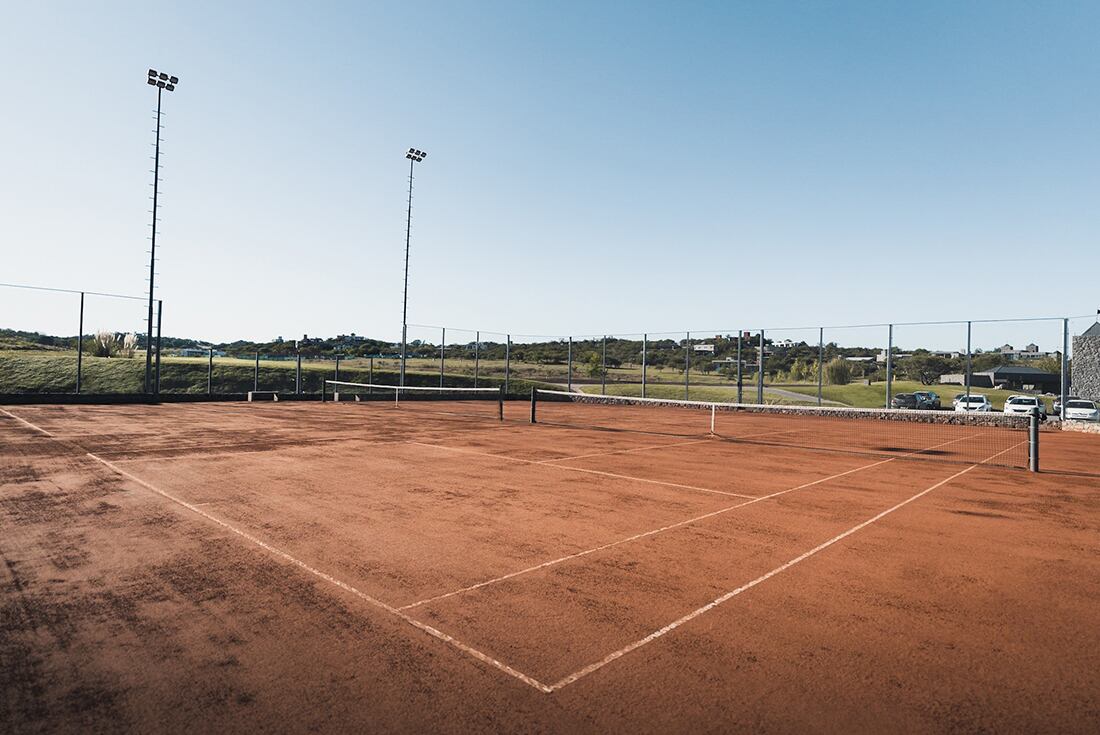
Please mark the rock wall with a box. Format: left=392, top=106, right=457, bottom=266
left=1072, top=335, right=1100, bottom=401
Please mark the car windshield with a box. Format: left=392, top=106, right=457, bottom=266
left=963, top=397, right=985, bottom=403
left=1067, top=401, right=1095, bottom=409
left=1007, top=397, right=1035, bottom=405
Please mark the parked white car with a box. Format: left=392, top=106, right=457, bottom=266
left=1064, top=399, right=1100, bottom=422
left=1004, top=395, right=1047, bottom=417
left=955, top=394, right=993, bottom=412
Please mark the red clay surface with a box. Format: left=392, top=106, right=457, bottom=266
left=2, top=400, right=1099, bottom=733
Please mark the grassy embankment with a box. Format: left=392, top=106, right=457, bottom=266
left=0, top=351, right=551, bottom=396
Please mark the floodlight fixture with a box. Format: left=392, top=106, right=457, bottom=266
left=147, top=69, right=179, bottom=92
left=405, top=148, right=426, bottom=162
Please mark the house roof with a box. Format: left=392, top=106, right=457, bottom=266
left=1082, top=321, right=1100, bottom=338
left=977, top=366, right=1058, bottom=378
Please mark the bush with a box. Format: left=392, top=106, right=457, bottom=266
left=92, top=330, right=120, bottom=358
left=824, top=357, right=852, bottom=385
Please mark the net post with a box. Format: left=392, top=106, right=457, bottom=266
left=208, top=346, right=213, bottom=395
left=76, top=292, right=84, bottom=394
left=505, top=335, right=511, bottom=394
left=710, top=404, right=715, bottom=434
left=321, top=379, right=327, bottom=403
left=369, top=357, right=373, bottom=394
left=440, top=326, right=445, bottom=389
left=1029, top=408, right=1040, bottom=472
left=641, top=333, right=647, bottom=399
left=254, top=352, right=259, bottom=392
left=530, top=387, right=537, bottom=424
left=498, top=384, right=505, bottom=421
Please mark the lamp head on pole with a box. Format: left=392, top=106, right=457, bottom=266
left=405, top=148, right=427, bottom=162
left=147, top=68, right=179, bottom=92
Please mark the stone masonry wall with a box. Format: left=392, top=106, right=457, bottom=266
left=1071, top=334, right=1100, bottom=401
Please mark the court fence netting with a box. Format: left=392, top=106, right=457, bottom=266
left=530, top=389, right=1042, bottom=471
left=322, top=380, right=504, bottom=421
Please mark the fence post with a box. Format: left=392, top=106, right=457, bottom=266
left=817, top=327, right=824, bottom=406
left=641, top=334, right=647, bottom=399
left=369, top=356, right=374, bottom=393
left=207, top=347, right=213, bottom=395
left=757, top=331, right=764, bottom=404
left=736, top=330, right=743, bottom=404
left=76, top=292, right=84, bottom=394
left=505, top=335, right=511, bottom=395
left=966, top=321, right=972, bottom=407
left=154, top=300, right=162, bottom=398
left=684, top=332, right=690, bottom=400
left=1061, top=318, right=1069, bottom=421
left=474, top=331, right=480, bottom=388
left=885, top=324, right=893, bottom=408
left=601, top=336, right=607, bottom=395
left=334, top=354, right=341, bottom=382
left=254, top=352, right=259, bottom=392
left=296, top=349, right=302, bottom=395
left=440, top=326, right=445, bottom=388
left=567, top=336, right=573, bottom=392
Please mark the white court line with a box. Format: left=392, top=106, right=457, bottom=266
left=399, top=454, right=899, bottom=610
left=3, top=407, right=553, bottom=694
left=408, top=441, right=759, bottom=500
left=545, top=439, right=1027, bottom=691
left=538, top=427, right=802, bottom=464
left=400, top=431, right=983, bottom=610
left=87, top=452, right=553, bottom=693
left=537, top=438, right=714, bottom=464
left=0, top=408, right=55, bottom=437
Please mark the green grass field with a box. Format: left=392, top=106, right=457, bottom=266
left=578, top=382, right=818, bottom=406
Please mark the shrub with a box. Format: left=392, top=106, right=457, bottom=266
left=93, top=330, right=120, bottom=358
left=824, top=357, right=852, bottom=385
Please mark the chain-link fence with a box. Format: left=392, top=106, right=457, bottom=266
left=3, top=282, right=1096, bottom=413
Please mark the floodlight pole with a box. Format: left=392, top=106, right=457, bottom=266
left=143, top=69, right=178, bottom=394
left=144, top=85, right=163, bottom=394
left=400, top=149, right=426, bottom=387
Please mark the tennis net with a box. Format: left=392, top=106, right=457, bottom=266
left=324, top=381, right=504, bottom=421
left=531, top=390, right=1039, bottom=470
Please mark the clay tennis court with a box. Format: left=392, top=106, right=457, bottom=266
left=2, top=398, right=1099, bottom=732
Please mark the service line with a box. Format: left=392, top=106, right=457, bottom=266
left=545, top=439, right=1027, bottom=691
left=400, top=431, right=983, bottom=611
left=409, top=441, right=759, bottom=500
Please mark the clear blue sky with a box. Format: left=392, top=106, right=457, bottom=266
left=1, top=1, right=1097, bottom=350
